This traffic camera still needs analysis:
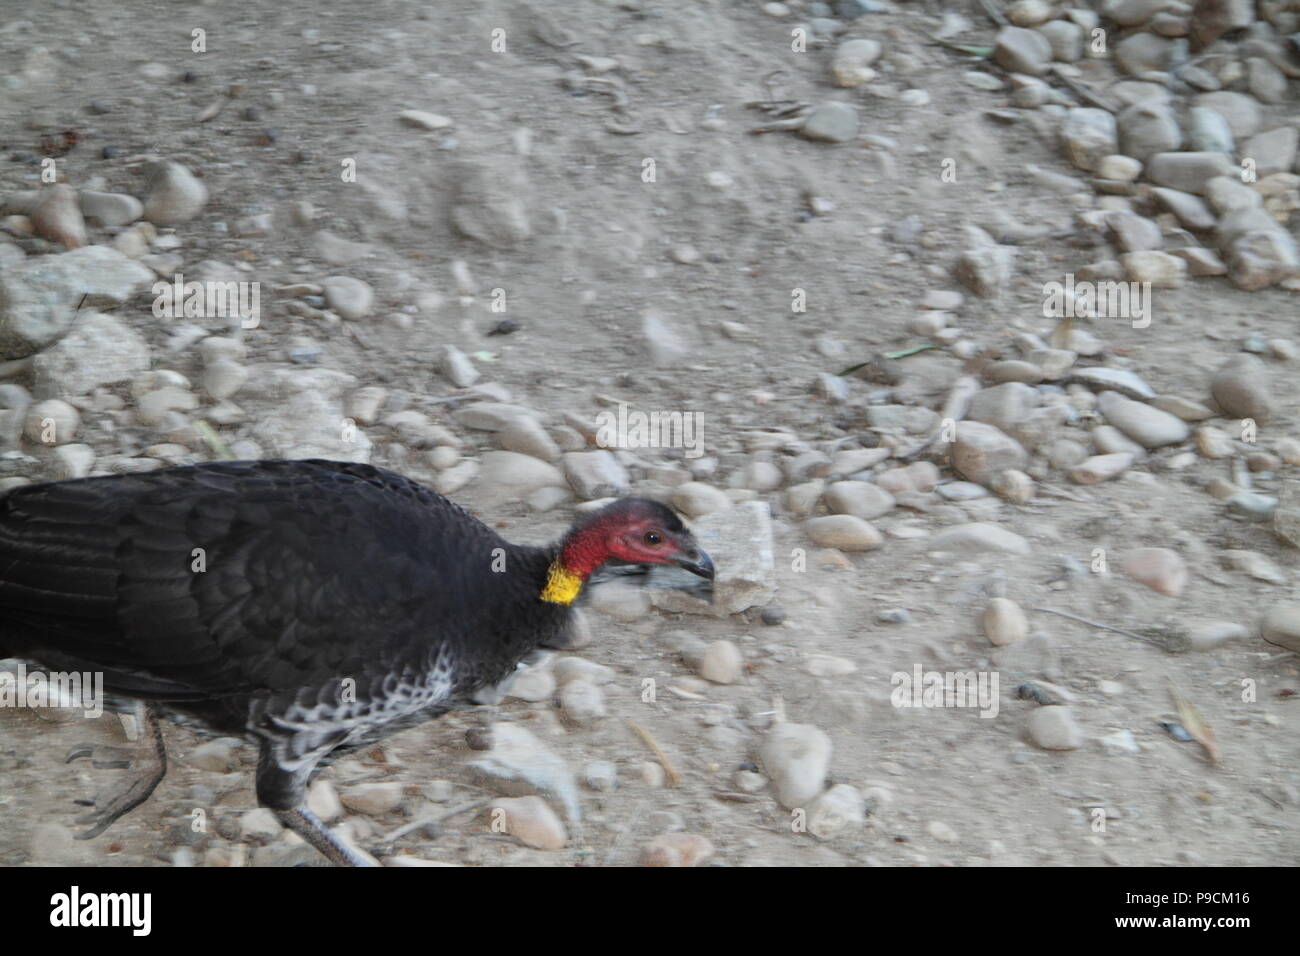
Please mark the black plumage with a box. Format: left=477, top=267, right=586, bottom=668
left=0, top=458, right=713, bottom=864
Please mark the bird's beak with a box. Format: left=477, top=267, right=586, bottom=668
left=671, top=544, right=715, bottom=580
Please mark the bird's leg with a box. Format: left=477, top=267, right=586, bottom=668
left=275, top=807, right=379, bottom=867
left=65, top=700, right=167, bottom=839
left=256, top=738, right=380, bottom=866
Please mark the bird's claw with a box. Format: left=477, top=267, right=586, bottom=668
left=72, top=768, right=165, bottom=840
left=65, top=742, right=135, bottom=770
left=64, top=706, right=168, bottom=840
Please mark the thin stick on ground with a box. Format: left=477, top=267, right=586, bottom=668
left=625, top=719, right=681, bottom=787
left=1049, top=68, right=1121, bottom=113
left=194, top=420, right=236, bottom=460
left=1035, top=484, right=1091, bottom=503
left=377, top=798, right=491, bottom=845
left=1032, top=606, right=1167, bottom=648
left=976, top=0, right=1008, bottom=27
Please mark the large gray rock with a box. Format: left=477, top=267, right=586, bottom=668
left=454, top=402, right=542, bottom=432
left=250, top=368, right=372, bottom=462
left=1149, top=188, right=1216, bottom=231
left=1117, top=101, right=1182, bottom=162
left=968, top=382, right=1040, bottom=432
left=808, top=784, right=865, bottom=839
left=32, top=311, right=151, bottom=398
left=650, top=499, right=776, bottom=615
left=800, top=101, right=860, bottom=143
left=31, top=184, right=86, bottom=249
left=830, top=38, right=882, bottom=87
left=1241, top=127, right=1298, bottom=178
left=641, top=311, right=689, bottom=366
left=931, top=522, right=1031, bottom=555
left=563, top=450, right=629, bottom=499
left=1146, top=152, right=1238, bottom=194
left=1027, top=706, right=1083, bottom=750
left=142, top=161, right=208, bottom=226
left=1114, top=32, right=1175, bottom=74
left=1097, top=390, right=1190, bottom=447
left=760, top=723, right=832, bottom=809
left=1186, top=106, right=1235, bottom=154
left=1211, top=354, right=1274, bottom=422
left=955, top=243, right=1016, bottom=297
left=449, top=156, right=532, bottom=248
left=1190, top=0, right=1256, bottom=47
left=1038, top=19, right=1083, bottom=61
left=1193, top=92, right=1261, bottom=139
left=1216, top=204, right=1281, bottom=248
left=1226, top=229, right=1300, bottom=292
left=79, top=190, right=144, bottom=227
left=994, top=26, right=1053, bottom=75
left=823, top=480, right=895, bottom=519
left=804, top=513, right=884, bottom=550
left=1260, top=604, right=1300, bottom=653
left=952, top=421, right=1028, bottom=485
left=1275, top=481, right=1300, bottom=550
left=321, top=275, right=373, bottom=320
left=1061, top=108, right=1118, bottom=172
left=476, top=451, right=567, bottom=505
left=467, top=722, right=581, bottom=823
left=0, top=246, right=153, bottom=358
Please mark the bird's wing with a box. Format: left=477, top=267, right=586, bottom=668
left=0, top=459, right=503, bottom=700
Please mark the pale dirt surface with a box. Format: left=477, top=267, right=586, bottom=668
left=0, top=0, right=1297, bottom=866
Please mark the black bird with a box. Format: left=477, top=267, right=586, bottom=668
left=0, top=458, right=714, bottom=865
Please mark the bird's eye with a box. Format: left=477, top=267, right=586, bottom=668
left=644, top=531, right=662, bottom=546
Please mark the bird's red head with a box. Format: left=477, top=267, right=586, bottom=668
left=541, top=498, right=714, bottom=604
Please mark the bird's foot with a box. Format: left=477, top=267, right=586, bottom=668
left=65, top=742, right=136, bottom=769
left=65, top=703, right=167, bottom=840
left=275, top=807, right=380, bottom=867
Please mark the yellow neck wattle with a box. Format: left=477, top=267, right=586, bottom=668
left=540, top=561, right=584, bottom=605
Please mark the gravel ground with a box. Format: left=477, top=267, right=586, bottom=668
left=0, top=0, right=1297, bottom=866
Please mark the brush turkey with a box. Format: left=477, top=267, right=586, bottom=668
left=0, top=458, right=714, bottom=865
